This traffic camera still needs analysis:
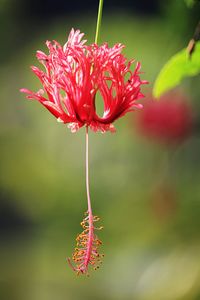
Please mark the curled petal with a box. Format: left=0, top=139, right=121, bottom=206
left=20, top=28, right=147, bottom=133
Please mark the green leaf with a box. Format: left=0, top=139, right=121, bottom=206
left=153, top=42, right=200, bottom=99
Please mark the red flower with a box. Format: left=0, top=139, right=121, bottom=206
left=20, top=28, right=147, bottom=133
left=136, top=92, right=193, bottom=144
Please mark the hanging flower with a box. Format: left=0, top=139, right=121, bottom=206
left=136, top=92, right=193, bottom=145
left=20, top=28, right=147, bottom=133
left=21, top=28, right=147, bottom=276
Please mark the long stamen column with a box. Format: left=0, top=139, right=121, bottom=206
left=68, top=127, right=103, bottom=275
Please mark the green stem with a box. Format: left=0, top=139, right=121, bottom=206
left=95, top=0, right=104, bottom=44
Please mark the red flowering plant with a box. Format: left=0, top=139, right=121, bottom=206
left=20, top=0, right=147, bottom=276
left=136, top=92, right=194, bottom=223
left=136, top=92, right=193, bottom=146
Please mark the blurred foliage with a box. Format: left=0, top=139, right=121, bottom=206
left=185, top=0, right=200, bottom=8
left=0, top=1, right=200, bottom=300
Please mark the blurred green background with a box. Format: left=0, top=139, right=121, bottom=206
left=1, top=0, right=200, bottom=299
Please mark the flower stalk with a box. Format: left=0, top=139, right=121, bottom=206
left=95, top=0, right=104, bottom=44
left=86, top=126, right=92, bottom=215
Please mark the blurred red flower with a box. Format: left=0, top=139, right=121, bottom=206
left=21, top=28, right=147, bottom=133
left=136, top=92, right=193, bottom=145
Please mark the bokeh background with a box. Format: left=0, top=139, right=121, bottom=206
left=1, top=0, right=200, bottom=299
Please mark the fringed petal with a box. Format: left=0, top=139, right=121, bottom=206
left=21, top=28, right=147, bottom=133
